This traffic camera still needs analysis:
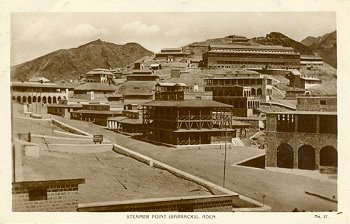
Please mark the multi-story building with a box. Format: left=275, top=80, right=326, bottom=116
left=204, top=72, right=273, bottom=117
left=300, top=55, right=324, bottom=67
left=11, top=82, right=70, bottom=104
left=203, top=44, right=300, bottom=69
left=265, top=96, right=337, bottom=172
left=155, top=83, right=212, bottom=101
left=84, top=68, right=115, bottom=83
left=143, top=99, right=235, bottom=146
left=155, top=48, right=190, bottom=62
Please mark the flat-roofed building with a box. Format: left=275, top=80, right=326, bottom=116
left=204, top=71, right=273, bottom=117
left=47, top=99, right=82, bottom=118
left=265, top=95, right=337, bottom=173
left=155, top=48, right=190, bottom=62
left=11, top=82, right=70, bottom=105
left=203, top=44, right=300, bottom=69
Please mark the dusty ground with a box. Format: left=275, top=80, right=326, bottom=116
left=22, top=150, right=212, bottom=203
left=49, top=115, right=338, bottom=212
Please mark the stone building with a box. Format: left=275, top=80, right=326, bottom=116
left=265, top=96, right=337, bottom=172
left=202, top=44, right=300, bottom=69
left=107, top=110, right=143, bottom=135
left=300, top=55, right=324, bottom=67
left=204, top=71, right=273, bottom=117
left=84, top=68, right=115, bottom=83
left=11, top=82, right=70, bottom=104
left=47, top=99, right=82, bottom=118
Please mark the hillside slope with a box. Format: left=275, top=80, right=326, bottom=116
left=11, top=39, right=154, bottom=82
left=301, top=31, right=337, bottom=68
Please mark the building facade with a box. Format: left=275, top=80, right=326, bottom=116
left=73, top=83, right=116, bottom=100
left=203, top=45, right=300, bottom=69
left=265, top=96, right=337, bottom=172
left=107, top=110, right=143, bottom=135
left=155, top=48, right=190, bottom=62
left=204, top=73, right=273, bottom=117
left=287, top=70, right=322, bottom=90
left=11, top=82, right=69, bottom=104
left=143, top=100, right=235, bottom=146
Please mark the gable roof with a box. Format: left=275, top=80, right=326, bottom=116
left=74, top=83, right=117, bottom=91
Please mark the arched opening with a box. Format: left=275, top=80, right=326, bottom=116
left=33, top=96, right=36, bottom=103
left=48, top=96, right=52, bottom=104
left=22, top=96, right=27, bottom=103
left=28, top=96, right=32, bottom=104
left=320, top=146, right=337, bottom=167
left=58, top=96, right=61, bottom=102
left=12, top=96, right=16, bottom=101
left=38, top=96, right=41, bottom=103
left=53, top=96, right=57, bottom=104
left=257, top=88, right=262, bottom=96
left=277, top=143, right=294, bottom=168
left=251, top=88, right=256, bottom=96
left=298, top=145, right=316, bottom=170
left=42, top=96, right=47, bottom=104
left=17, top=96, right=21, bottom=103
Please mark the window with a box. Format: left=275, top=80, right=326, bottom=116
left=29, top=188, right=47, bottom=201
left=320, top=100, right=327, bottom=105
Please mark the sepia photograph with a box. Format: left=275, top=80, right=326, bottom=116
left=1, top=0, right=350, bottom=223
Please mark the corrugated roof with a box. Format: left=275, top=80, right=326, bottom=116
left=209, top=44, right=295, bottom=51
left=143, top=99, right=233, bottom=108
left=74, top=83, right=117, bottom=91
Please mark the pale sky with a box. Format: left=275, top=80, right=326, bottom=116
left=11, top=12, right=336, bottom=65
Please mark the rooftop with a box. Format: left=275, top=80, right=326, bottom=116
left=156, top=82, right=187, bottom=87
left=86, top=70, right=115, bottom=75
left=209, top=44, right=295, bottom=51
left=28, top=76, right=50, bottom=83
left=74, top=83, right=117, bottom=91
left=70, top=110, right=122, bottom=115
left=11, top=82, right=68, bottom=89
left=118, top=81, right=156, bottom=96
left=143, top=99, right=233, bottom=108
left=47, top=104, right=82, bottom=108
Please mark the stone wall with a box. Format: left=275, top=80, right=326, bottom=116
left=297, top=97, right=337, bottom=112
left=78, top=195, right=235, bottom=212
left=12, top=179, right=85, bottom=212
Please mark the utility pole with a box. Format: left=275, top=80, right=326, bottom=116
left=223, top=127, right=227, bottom=188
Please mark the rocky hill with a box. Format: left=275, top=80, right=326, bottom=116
left=301, top=31, right=337, bottom=68
left=11, top=39, right=153, bottom=82
left=251, top=32, right=314, bottom=55
left=183, top=32, right=316, bottom=57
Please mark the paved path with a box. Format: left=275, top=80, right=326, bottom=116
left=52, top=115, right=337, bottom=212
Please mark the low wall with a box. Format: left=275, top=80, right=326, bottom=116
left=112, top=144, right=270, bottom=211
left=49, top=144, right=113, bottom=153
left=78, top=195, right=236, bottom=212
left=52, top=130, right=93, bottom=138
left=31, top=134, right=111, bottom=145
left=52, top=119, right=92, bottom=136
left=13, top=178, right=85, bottom=212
